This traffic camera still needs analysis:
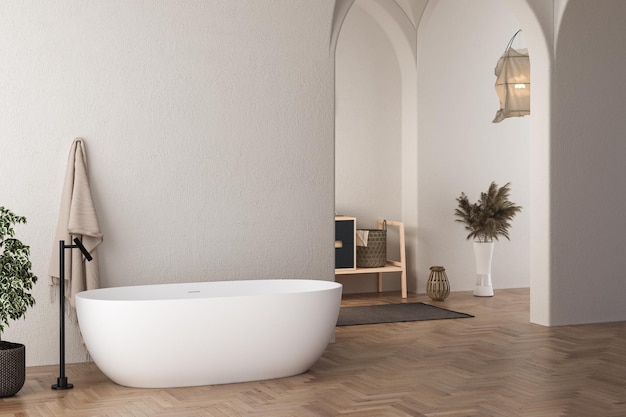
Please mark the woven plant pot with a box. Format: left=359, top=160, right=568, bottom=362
left=0, top=341, right=26, bottom=397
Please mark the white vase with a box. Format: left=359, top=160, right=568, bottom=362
left=473, top=241, right=494, bottom=297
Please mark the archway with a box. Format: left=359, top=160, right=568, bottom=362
left=333, top=0, right=418, bottom=294
left=332, top=0, right=552, bottom=324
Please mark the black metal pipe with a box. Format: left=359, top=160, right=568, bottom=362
left=52, top=238, right=93, bottom=390
left=73, top=237, right=93, bottom=261
left=52, top=240, right=73, bottom=390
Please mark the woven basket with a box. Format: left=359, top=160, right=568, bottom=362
left=356, top=221, right=387, bottom=268
left=0, top=341, right=26, bottom=398
left=426, top=266, right=450, bottom=301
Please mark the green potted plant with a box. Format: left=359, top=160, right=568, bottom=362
left=454, top=182, right=522, bottom=296
left=0, top=206, right=38, bottom=397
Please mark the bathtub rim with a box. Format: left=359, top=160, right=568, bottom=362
left=75, top=278, right=342, bottom=302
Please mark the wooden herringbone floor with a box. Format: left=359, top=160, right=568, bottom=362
left=2, top=288, right=626, bottom=416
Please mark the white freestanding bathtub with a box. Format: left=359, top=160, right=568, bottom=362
left=75, top=279, right=342, bottom=388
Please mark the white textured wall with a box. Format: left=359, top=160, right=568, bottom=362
left=0, top=1, right=335, bottom=366
left=550, top=1, right=626, bottom=325
left=417, top=0, right=531, bottom=293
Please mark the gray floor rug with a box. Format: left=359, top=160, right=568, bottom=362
left=336, top=302, right=474, bottom=326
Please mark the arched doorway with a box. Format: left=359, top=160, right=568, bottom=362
left=333, top=0, right=418, bottom=294
left=332, top=0, right=551, bottom=324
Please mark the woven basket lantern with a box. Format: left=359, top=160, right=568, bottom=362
left=426, top=266, right=450, bottom=301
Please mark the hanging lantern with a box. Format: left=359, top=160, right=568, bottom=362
left=492, top=30, right=530, bottom=123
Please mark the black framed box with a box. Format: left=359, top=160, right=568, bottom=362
left=335, top=216, right=356, bottom=269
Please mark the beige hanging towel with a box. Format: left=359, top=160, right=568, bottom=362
left=49, top=138, right=103, bottom=309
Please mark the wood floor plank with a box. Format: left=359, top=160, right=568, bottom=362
left=1, top=288, right=626, bottom=416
